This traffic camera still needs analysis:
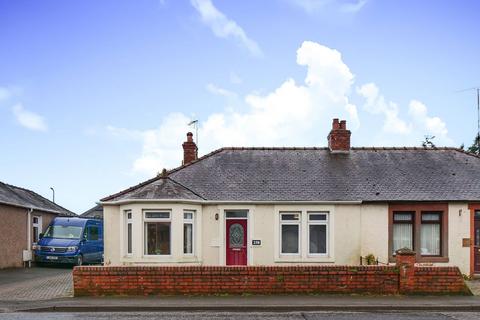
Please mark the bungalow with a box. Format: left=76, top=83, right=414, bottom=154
left=0, top=181, right=75, bottom=268
left=100, top=119, right=480, bottom=276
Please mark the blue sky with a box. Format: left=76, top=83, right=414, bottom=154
left=1, top=0, right=479, bottom=213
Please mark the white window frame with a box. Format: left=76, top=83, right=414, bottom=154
left=183, top=210, right=195, bottom=256
left=279, top=212, right=301, bottom=256
left=32, top=215, right=42, bottom=244
left=124, top=210, right=133, bottom=256
left=307, top=212, right=329, bottom=256
left=143, top=210, right=172, bottom=256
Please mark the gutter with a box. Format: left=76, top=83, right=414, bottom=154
left=99, top=199, right=363, bottom=206
left=0, top=200, right=63, bottom=215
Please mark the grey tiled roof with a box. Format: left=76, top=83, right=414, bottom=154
left=104, top=177, right=204, bottom=202
left=0, top=181, right=76, bottom=215
left=102, top=148, right=480, bottom=202
left=80, top=204, right=103, bottom=219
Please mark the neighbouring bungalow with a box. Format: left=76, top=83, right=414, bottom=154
left=0, top=181, right=75, bottom=268
left=100, top=119, right=480, bottom=276
left=81, top=204, right=103, bottom=220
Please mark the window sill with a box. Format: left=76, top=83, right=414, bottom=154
left=275, top=257, right=335, bottom=263
left=389, top=256, right=449, bottom=263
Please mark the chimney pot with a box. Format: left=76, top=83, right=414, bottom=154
left=328, top=118, right=351, bottom=152
left=182, top=132, right=198, bottom=165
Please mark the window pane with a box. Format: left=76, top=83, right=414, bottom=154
left=393, top=223, right=413, bottom=253
left=281, top=225, right=299, bottom=254
left=127, top=211, right=132, bottom=219
left=421, top=223, right=440, bottom=255
left=146, top=222, right=170, bottom=255
left=309, top=225, right=327, bottom=254
left=184, top=212, right=193, bottom=220
left=309, top=214, right=327, bottom=221
left=225, top=210, right=248, bottom=218
left=422, top=212, right=440, bottom=221
left=127, top=223, right=132, bottom=254
left=145, top=212, right=170, bottom=219
left=281, top=213, right=300, bottom=221
left=393, top=212, right=413, bottom=221
left=184, top=223, right=193, bottom=254
left=88, top=226, right=99, bottom=241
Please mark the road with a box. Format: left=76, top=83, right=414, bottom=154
left=0, top=312, right=479, bottom=320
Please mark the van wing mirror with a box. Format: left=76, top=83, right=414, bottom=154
left=39, top=233, right=44, bottom=239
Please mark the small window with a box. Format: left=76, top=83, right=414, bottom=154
left=183, top=210, right=195, bottom=255
left=308, top=212, right=328, bottom=255
left=226, top=210, right=248, bottom=218
left=145, top=211, right=170, bottom=219
left=420, top=212, right=441, bottom=256
left=281, top=213, right=300, bottom=221
left=280, top=212, right=301, bottom=254
left=392, top=212, right=414, bottom=254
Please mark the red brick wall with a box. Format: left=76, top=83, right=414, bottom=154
left=74, top=265, right=393, bottom=296
left=73, top=264, right=471, bottom=296
left=408, top=267, right=469, bottom=295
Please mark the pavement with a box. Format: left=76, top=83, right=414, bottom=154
left=1, top=311, right=480, bottom=320
left=1, top=266, right=480, bottom=315
left=0, top=266, right=72, bottom=302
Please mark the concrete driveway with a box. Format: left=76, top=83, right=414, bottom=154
left=0, top=266, right=72, bottom=301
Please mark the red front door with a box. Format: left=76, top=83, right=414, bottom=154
left=474, top=211, right=480, bottom=273
left=226, top=219, right=247, bottom=265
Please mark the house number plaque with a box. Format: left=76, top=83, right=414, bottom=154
left=252, top=240, right=261, bottom=246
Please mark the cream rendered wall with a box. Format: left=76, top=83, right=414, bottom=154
left=445, top=203, right=470, bottom=274
left=201, top=205, right=220, bottom=265
left=103, top=205, right=120, bottom=266
left=359, top=203, right=389, bottom=264
left=103, top=201, right=471, bottom=273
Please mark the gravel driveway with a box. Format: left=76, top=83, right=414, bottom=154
left=0, top=266, right=72, bottom=301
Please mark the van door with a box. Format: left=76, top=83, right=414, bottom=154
left=85, top=224, right=101, bottom=262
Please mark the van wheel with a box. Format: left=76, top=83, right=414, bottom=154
left=75, top=255, right=83, bottom=266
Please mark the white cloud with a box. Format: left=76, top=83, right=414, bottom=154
left=109, top=41, right=360, bottom=175
left=340, top=0, right=367, bottom=13
left=190, top=0, right=263, bottom=57
left=288, top=0, right=367, bottom=14
left=206, top=83, right=237, bottom=98
left=357, top=83, right=411, bottom=134
left=106, top=41, right=451, bottom=176
left=12, top=103, right=48, bottom=132
left=357, top=83, right=451, bottom=145
left=408, top=100, right=449, bottom=140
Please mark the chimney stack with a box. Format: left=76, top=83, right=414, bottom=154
left=182, top=132, right=198, bottom=165
left=328, top=118, right=351, bottom=152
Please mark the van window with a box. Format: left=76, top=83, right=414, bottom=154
left=86, top=226, right=100, bottom=241
left=44, top=225, right=83, bottom=239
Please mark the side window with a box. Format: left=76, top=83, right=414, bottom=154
left=87, top=225, right=100, bottom=241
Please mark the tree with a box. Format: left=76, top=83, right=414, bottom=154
left=467, top=134, right=480, bottom=154
left=422, top=135, right=436, bottom=148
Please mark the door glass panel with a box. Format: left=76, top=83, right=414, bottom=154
left=226, top=210, right=248, bottom=218
left=476, top=229, right=480, bottom=246
left=229, top=223, right=244, bottom=247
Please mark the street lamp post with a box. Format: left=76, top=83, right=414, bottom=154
left=50, top=187, right=55, bottom=203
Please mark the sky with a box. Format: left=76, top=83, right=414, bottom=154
left=1, top=0, right=479, bottom=213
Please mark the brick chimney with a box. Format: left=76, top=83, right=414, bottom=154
left=328, top=118, right=351, bottom=152
left=182, top=132, right=198, bottom=165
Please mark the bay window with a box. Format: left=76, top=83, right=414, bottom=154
left=125, top=210, right=132, bottom=255
left=144, top=211, right=171, bottom=255
left=183, top=211, right=194, bottom=255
